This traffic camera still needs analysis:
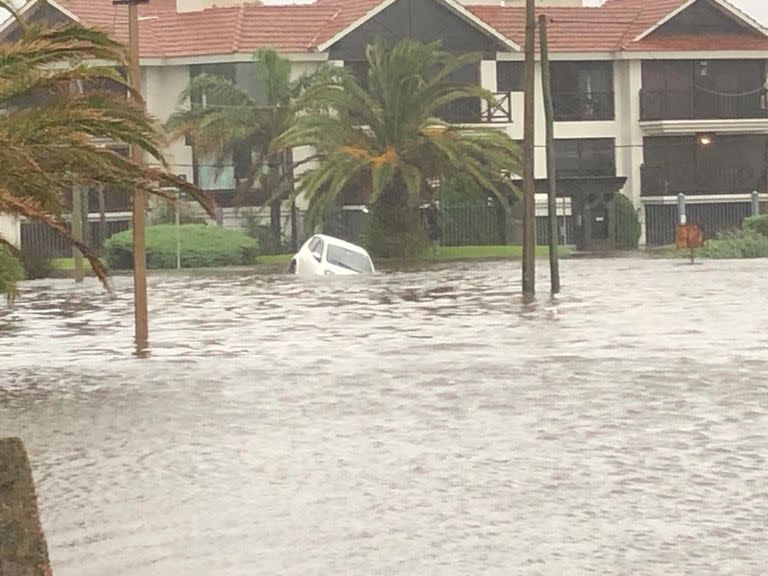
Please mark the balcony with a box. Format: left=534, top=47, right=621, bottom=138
left=641, top=164, right=768, bottom=197
left=438, top=92, right=513, bottom=124
left=552, top=91, right=615, bottom=122
left=640, top=89, right=768, bottom=122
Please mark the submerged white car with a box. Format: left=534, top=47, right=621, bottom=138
left=289, top=234, right=375, bottom=276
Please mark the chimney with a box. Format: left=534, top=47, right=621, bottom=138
left=176, top=0, right=247, bottom=13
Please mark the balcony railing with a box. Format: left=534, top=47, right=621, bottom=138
left=552, top=91, right=615, bottom=121
left=640, top=89, right=768, bottom=121
left=641, top=164, right=768, bottom=196
left=438, top=92, right=513, bottom=124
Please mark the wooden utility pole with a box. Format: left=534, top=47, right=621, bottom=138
left=120, top=0, right=149, bottom=351
left=522, top=0, right=536, bottom=297
left=539, top=15, right=560, bottom=294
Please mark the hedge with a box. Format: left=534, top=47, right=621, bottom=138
left=703, top=228, right=768, bottom=259
left=0, top=246, right=25, bottom=302
left=105, top=224, right=259, bottom=269
left=743, top=214, right=768, bottom=238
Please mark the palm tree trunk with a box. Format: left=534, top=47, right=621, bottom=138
left=98, top=185, right=107, bottom=255
left=266, top=156, right=281, bottom=248
left=368, top=184, right=428, bottom=258
left=270, top=199, right=281, bottom=246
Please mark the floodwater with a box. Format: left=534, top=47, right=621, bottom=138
left=1, top=258, right=767, bottom=576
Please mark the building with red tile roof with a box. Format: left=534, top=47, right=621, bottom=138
left=2, top=0, right=767, bottom=248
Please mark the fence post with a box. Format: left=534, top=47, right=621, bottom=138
left=751, top=190, right=760, bottom=216
left=677, top=193, right=687, bottom=225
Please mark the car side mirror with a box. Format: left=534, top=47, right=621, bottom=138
left=312, top=251, right=322, bottom=262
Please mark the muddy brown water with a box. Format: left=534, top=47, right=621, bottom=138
left=1, top=258, right=767, bottom=575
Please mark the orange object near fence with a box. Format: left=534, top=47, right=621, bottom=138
left=675, top=223, right=704, bottom=263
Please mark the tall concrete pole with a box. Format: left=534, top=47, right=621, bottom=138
left=539, top=15, right=560, bottom=294
left=522, top=0, right=536, bottom=297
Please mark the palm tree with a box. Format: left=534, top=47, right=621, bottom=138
left=277, top=39, right=522, bottom=257
left=166, top=49, right=334, bottom=250
left=0, top=8, right=214, bottom=293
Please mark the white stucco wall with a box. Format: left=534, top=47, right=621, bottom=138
left=143, top=65, right=194, bottom=182
left=0, top=215, right=20, bottom=248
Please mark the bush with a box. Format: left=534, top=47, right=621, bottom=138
left=20, top=248, right=54, bottom=280
left=702, top=228, right=768, bottom=259
left=105, top=224, right=259, bottom=269
left=0, top=246, right=25, bottom=302
left=743, top=214, right=768, bottom=238
left=612, top=193, right=642, bottom=250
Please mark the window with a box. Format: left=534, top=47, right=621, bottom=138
left=326, top=244, right=373, bottom=273
left=551, top=62, right=614, bottom=121
left=496, top=61, right=523, bottom=92
left=308, top=237, right=324, bottom=260
left=554, top=139, right=616, bottom=178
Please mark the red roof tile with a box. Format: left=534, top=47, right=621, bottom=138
left=39, top=0, right=768, bottom=58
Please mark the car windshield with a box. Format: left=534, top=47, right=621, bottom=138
left=326, top=244, right=373, bottom=273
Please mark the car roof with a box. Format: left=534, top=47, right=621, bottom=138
left=312, top=234, right=371, bottom=256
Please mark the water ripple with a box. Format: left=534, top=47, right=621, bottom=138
left=0, top=258, right=767, bottom=576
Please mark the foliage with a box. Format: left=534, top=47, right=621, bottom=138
left=105, top=224, right=259, bottom=269
left=277, top=39, right=521, bottom=258
left=702, top=228, right=768, bottom=259
left=0, top=11, right=214, bottom=293
left=0, top=244, right=25, bottom=303
left=166, top=50, right=335, bottom=241
left=439, top=173, right=489, bottom=206
left=19, top=248, right=54, bottom=280
left=743, top=214, right=768, bottom=238
left=611, top=193, right=641, bottom=250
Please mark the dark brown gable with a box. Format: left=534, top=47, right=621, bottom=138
left=653, top=0, right=759, bottom=37
left=328, top=0, right=504, bottom=61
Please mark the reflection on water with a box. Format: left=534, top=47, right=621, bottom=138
left=1, top=259, right=767, bottom=575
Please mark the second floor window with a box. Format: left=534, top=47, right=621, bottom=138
left=497, top=61, right=523, bottom=92
left=551, top=62, right=614, bottom=121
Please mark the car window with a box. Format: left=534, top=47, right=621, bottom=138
left=326, top=244, right=373, bottom=273
left=308, top=237, right=320, bottom=253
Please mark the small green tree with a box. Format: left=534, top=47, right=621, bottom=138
left=612, top=193, right=642, bottom=249
left=167, top=50, right=335, bottom=249
left=277, top=39, right=521, bottom=258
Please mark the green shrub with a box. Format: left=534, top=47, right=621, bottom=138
left=0, top=246, right=25, bottom=302
left=105, top=224, right=259, bottom=269
left=20, top=248, right=54, bottom=280
left=611, top=193, right=642, bottom=250
left=703, top=228, right=768, bottom=259
left=743, top=214, right=768, bottom=238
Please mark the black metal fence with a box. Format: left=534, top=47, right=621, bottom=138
left=644, top=200, right=756, bottom=246
left=20, top=219, right=130, bottom=258
left=640, top=89, right=768, bottom=121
